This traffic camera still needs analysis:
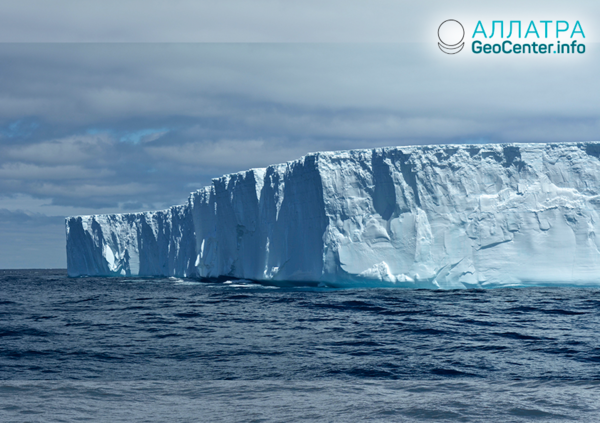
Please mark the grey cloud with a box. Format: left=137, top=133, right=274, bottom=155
left=0, top=208, right=63, bottom=227
left=0, top=163, right=114, bottom=180
left=146, top=139, right=309, bottom=170
left=0, top=43, right=599, bottom=214
left=0, top=43, right=598, bottom=130
left=0, top=0, right=426, bottom=42
left=0, top=209, right=66, bottom=268
left=0, top=0, right=597, bottom=43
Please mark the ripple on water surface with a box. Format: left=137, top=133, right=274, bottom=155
left=1, top=269, right=600, bottom=421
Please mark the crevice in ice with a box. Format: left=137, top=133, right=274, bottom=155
left=478, top=238, right=512, bottom=251
left=398, top=152, right=421, bottom=207
left=372, top=152, right=396, bottom=220
left=502, top=145, right=524, bottom=170
left=585, top=144, right=600, bottom=159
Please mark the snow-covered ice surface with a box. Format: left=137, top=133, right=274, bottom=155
left=66, top=143, right=600, bottom=288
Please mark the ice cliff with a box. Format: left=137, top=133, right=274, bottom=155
left=66, top=143, right=600, bottom=288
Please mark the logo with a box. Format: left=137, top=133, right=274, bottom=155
left=437, top=19, right=587, bottom=56
left=438, top=19, right=465, bottom=54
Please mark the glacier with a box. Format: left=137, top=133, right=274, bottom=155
left=66, top=142, right=600, bottom=288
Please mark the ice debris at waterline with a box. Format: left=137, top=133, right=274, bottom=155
left=66, top=142, right=600, bottom=288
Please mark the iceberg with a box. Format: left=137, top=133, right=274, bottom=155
left=66, top=142, right=600, bottom=288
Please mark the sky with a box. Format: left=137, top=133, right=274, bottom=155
left=1, top=0, right=599, bottom=268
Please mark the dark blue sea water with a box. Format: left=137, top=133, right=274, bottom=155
left=1, top=269, right=600, bottom=422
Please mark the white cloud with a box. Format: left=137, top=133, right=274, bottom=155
left=3, top=134, right=113, bottom=165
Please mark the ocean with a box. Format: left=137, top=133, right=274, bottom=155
left=1, top=269, right=599, bottom=422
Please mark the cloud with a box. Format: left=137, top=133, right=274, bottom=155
left=0, top=43, right=599, bottom=216
left=0, top=209, right=66, bottom=268
left=2, top=134, right=113, bottom=165
left=0, top=163, right=114, bottom=180
left=119, top=128, right=169, bottom=144
left=0, top=208, right=63, bottom=227
left=146, top=138, right=309, bottom=170
left=0, top=0, right=596, bottom=43
left=0, top=43, right=598, bottom=128
left=0, top=0, right=434, bottom=43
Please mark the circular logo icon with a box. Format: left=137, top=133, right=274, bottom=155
left=438, top=20, right=465, bottom=54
